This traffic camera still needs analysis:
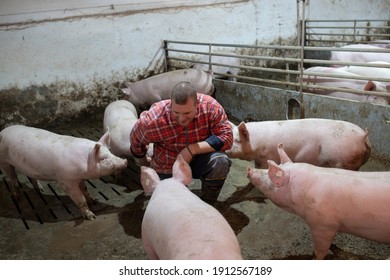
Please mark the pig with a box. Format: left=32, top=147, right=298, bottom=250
left=121, top=69, right=214, bottom=108
left=301, top=66, right=390, bottom=105
left=304, top=44, right=390, bottom=68
left=103, top=100, right=136, bottom=157
left=140, top=155, right=242, bottom=260
left=0, top=125, right=127, bottom=220
left=226, top=118, right=371, bottom=170
left=103, top=100, right=153, bottom=161
left=192, top=52, right=240, bottom=81
left=247, top=143, right=390, bottom=259
left=367, top=40, right=390, bottom=48
left=344, top=61, right=390, bottom=80
left=331, top=44, right=390, bottom=65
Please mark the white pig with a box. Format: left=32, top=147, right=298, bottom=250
left=226, top=118, right=371, bottom=170
left=331, top=44, right=390, bottom=65
left=103, top=100, right=153, bottom=161
left=103, top=100, right=138, bottom=158
left=302, top=66, right=390, bottom=105
left=0, top=125, right=127, bottom=220
left=345, top=61, right=390, bottom=80
left=367, top=40, right=390, bottom=48
left=140, top=155, right=242, bottom=260
left=192, top=52, right=240, bottom=81
left=247, top=143, right=390, bottom=259
left=122, top=69, right=214, bottom=108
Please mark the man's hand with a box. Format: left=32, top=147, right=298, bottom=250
left=134, top=156, right=151, bottom=167
left=178, top=145, right=194, bottom=163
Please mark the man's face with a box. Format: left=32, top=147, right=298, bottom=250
left=171, top=98, right=197, bottom=127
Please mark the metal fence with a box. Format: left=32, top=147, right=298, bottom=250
left=303, top=19, right=390, bottom=46
left=163, top=35, right=390, bottom=102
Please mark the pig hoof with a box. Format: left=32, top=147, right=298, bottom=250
left=84, top=210, right=96, bottom=220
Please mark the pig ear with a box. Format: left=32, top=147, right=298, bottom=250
left=277, top=143, right=292, bottom=164
left=228, top=121, right=236, bottom=129
left=206, top=70, right=214, bottom=78
left=173, top=155, right=192, bottom=186
left=87, top=143, right=102, bottom=172
left=140, top=166, right=160, bottom=195
left=267, top=160, right=288, bottom=187
left=237, top=121, right=250, bottom=142
left=98, top=130, right=111, bottom=147
left=122, top=82, right=133, bottom=95
left=363, top=80, right=376, bottom=91
left=121, top=86, right=132, bottom=96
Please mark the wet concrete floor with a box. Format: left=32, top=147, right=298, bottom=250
left=0, top=120, right=389, bottom=260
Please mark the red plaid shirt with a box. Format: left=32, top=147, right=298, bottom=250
left=130, top=93, right=232, bottom=174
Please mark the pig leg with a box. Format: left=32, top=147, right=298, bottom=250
left=62, top=180, right=96, bottom=220
left=1, top=164, right=21, bottom=197
left=310, top=228, right=336, bottom=260
left=79, top=180, right=95, bottom=205
left=142, top=236, right=159, bottom=260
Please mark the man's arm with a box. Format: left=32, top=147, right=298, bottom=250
left=130, top=115, right=151, bottom=166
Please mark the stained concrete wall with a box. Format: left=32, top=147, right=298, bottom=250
left=0, top=0, right=389, bottom=129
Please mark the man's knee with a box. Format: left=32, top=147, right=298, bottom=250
left=204, top=153, right=232, bottom=183
left=201, top=153, right=232, bottom=199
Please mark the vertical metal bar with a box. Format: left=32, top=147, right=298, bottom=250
left=298, top=0, right=306, bottom=100
left=286, top=62, right=290, bottom=85
left=296, top=0, right=301, bottom=46
left=208, top=44, right=212, bottom=72
left=163, top=40, right=169, bottom=72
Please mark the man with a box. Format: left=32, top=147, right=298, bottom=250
left=130, top=81, right=233, bottom=203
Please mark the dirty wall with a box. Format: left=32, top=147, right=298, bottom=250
left=0, top=0, right=389, bottom=129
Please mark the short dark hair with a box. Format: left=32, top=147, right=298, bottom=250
left=171, top=81, right=197, bottom=105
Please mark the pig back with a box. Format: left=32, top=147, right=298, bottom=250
left=103, top=100, right=137, bottom=128
left=125, top=69, right=214, bottom=107
left=103, top=100, right=138, bottom=158
left=245, top=118, right=371, bottom=170
left=142, top=180, right=242, bottom=259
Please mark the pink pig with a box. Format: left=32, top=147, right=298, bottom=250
left=226, top=118, right=371, bottom=170
left=331, top=44, right=390, bottom=65
left=122, top=69, right=214, bottom=108
left=103, top=100, right=153, bottom=161
left=0, top=125, right=127, bottom=220
left=302, top=66, right=390, bottom=105
left=140, top=155, right=242, bottom=260
left=192, top=52, right=240, bottom=81
left=103, top=100, right=138, bottom=158
left=247, top=143, right=390, bottom=259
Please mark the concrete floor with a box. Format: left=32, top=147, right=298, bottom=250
left=0, top=120, right=389, bottom=260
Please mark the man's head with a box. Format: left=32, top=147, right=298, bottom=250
left=170, top=81, right=198, bottom=126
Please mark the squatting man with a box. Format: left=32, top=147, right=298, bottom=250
left=130, top=81, right=233, bottom=202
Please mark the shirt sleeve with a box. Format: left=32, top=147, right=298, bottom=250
left=207, top=99, right=233, bottom=151
left=130, top=111, right=150, bottom=158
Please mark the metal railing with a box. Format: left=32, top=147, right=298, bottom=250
left=303, top=19, right=390, bottom=46
left=163, top=39, right=390, bottom=102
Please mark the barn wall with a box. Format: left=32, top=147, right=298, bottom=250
left=0, top=0, right=389, bottom=129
